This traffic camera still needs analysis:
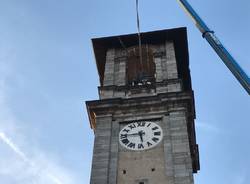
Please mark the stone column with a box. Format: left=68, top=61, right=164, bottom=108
left=162, top=115, right=175, bottom=184
left=166, top=41, right=178, bottom=79
left=108, top=121, right=119, bottom=184
left=103, top=49, right=115, bottom=86
left=169, top=111, right=194, bottom=184
left=90, top=115, right=112, bottom=184
left=114, top=57, right=126, bottom=86
left=154, top=56, right=163, bottom=82
left=117, top=57, right=126, bottom=86
left=161, top=56, right=168, bottom=80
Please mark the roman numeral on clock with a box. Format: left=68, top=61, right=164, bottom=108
left=138, top=143, right=144, bottom=149
left=152, top=126, right=159, bottom=131
left=137, top=122, right=146, bottom=127
left=121, top=138, right=129, bottom=145
left=128, top=124, right=136, bottom=130
left=152, top=137, right=159, bottom=143
left=120, top=134, right=127, bottom=139
left=147, top=141, right=153, bottom=147
left=127, top=142, right=135, bottom=149
left=154, top=131, right=161, bottom=136
left=122, top=129, right=130, bottom=133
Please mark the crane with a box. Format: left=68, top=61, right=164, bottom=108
left=176, top=0, right=250, bottom=95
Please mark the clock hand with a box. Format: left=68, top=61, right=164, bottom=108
left=138, top=130, right=145, bottom=142
left=127, top=133, right=140, bottom=136
left=139, top=133, right=143, bottom=142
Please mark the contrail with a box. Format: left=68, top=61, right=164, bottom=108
left=0, top=132, right=63, bottom=184
left=48, top=173, right=64, bottom=184
left=0, top=132, right=28, bottom=162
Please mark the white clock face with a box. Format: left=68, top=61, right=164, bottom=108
left=119, top=121, right=163, bottom=151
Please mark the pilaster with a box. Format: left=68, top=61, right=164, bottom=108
left=90, top=115, right=112, bottom=184
left=103, top=49, right=115, bottom=86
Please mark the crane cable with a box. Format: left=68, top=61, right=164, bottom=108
left=136, top=0, right=143, bottom=69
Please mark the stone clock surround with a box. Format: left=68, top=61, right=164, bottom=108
left=86, top=91, right=198, bottom=184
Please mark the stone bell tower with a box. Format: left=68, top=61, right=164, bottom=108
left=86, top=27, right=200, bottom=184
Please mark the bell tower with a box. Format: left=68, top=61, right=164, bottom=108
left=86, top=27, right=200, bottom=184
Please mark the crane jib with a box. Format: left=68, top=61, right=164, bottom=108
left=177, top=0, right=250, bottom=95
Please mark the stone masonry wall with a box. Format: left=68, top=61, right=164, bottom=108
left=90, top=115, right=112, bottom=184
left=103, top=49, right=115, bottom=86
left=90, top=109, right=194, bottom=184
left=165, top=41, right=178, bottom=79
left=100, top=41, right=181, bottom=100
left=163, top=111, right=194, bottom=184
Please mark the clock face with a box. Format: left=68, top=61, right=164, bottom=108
left=119, top=121, right=163, bottom=151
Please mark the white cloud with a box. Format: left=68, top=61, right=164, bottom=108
left=0, top=132, right=69, bottom=184
left=0, top=61, right=76, bottom=184
left=195, top=120, right=224, bottom=134
left=0, top=132, right=28, bottom=162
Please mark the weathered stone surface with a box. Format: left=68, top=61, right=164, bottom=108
left=166, top=41, right=178, bottom=79
left=87, top=29, right=199, bottom=184
left=155, top=57, right=163, bottom=82
left=103, top=49, right=115, bottom=86
left=90, top=116, right=112, bottom=184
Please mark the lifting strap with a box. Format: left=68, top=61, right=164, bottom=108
left=136, top=0, right=143, bottom=70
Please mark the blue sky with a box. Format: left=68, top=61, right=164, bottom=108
left=0, top=0, right=249, bottom=183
